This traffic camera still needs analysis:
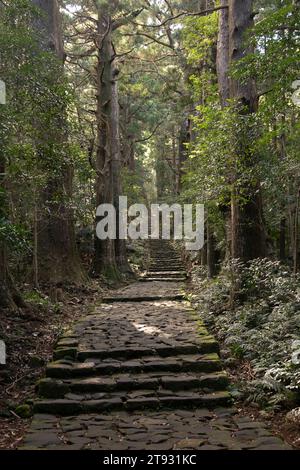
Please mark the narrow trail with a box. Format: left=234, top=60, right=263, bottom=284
left=21, top=242, right=290, bottom=450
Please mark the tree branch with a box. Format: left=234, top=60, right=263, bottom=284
left=132, top=6, right=229, bottom=29
left=112, top=8, right=144, bottom=30
left=135, top=121, right=164, bottom=143
left=122, top=32, right=173, bottom=49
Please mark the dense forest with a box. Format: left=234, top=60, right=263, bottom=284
left=1, top=0, right=300, bottom=452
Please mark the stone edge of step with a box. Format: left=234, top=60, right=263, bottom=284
left=101, top=295, right=186, bottom=303
left=33, top=391, right=232, bottom=415
left=38, top=371, right=230, bottom=398
left=47, top=352, right=223, bottom=378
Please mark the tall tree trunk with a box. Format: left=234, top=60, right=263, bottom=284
left=122, top=107, right=135, bottom=171
left=294, top=186, right=300, bottom=274
left=207, top=221, right=217, bottom=278
left=0, top=247, right=21, bottom=309
left=0, top=146, right=14, bottom=308
left=93, top=9, right=119, bottom=279
left=172, top=126, right=178, bottom=194
left=216, top=0, right=232, bottom=259
left=0, top=3, right=24, bottom=309
left=279, top=217, right=287, bottom=261
left=217, top=0, right=230, bottom=107
left=33, top=0, right=83, bottom=284
left=0, top=146, right=24, bottom=309
left=111, top=65, right=133, bottom=276
left=278, top=116, right=287, bottom=262
left=228, top=0, right=266, bottom=261
left=128, top=139, right=135, bottom=172
left=177, top=118, right=191, bottom=194
left=93, top=1, right=139, bottom=279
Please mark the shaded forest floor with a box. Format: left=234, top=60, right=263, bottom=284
left=0, top=282, right=110, bottom=449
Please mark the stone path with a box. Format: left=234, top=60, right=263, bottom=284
left=22, top=409, right=290, bottom=450
left=21, top=242, right=291, bottom=450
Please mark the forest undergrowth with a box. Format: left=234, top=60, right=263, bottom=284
left=188, top=259, right=300, bottom=447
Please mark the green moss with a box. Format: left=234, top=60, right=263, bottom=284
left=23, top=291, right=48, bottom=305
left=197, top=326, right=209, bottom=335
left=53, top=347, right=77, bottom=361
left=102, top=264, right=121, bottom=282
left=205, top=353, right=220, bottom=361
left=38, top=378, right=70, bottom=398
left=15, top=404, right=32, bottom=419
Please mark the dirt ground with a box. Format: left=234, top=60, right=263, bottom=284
left=0, top=281, right=109, bottom=449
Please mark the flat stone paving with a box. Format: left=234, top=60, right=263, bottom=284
left=20, top=253, right=292, bottom=450
left=72, top=300, right=214, bottom=353
left=103, top=281, right=185, bottom=301
left=22, top=409, right=290, bottom=450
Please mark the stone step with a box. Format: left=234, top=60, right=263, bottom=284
left=76, top=342, right=219, bottom=361
left=148, top=267, right=185, bottom=272
left=102, top=294, right=185, bottom=303
left=149, top=262, right=184, bottom=265
left=33, top=390, right=231, bottom=415
left=148, top=266, right=185, bottom=269
left=146, top=271, right=186, bottom=277
left=150, top=251, right=179, bottom=253
left=149, top=262, right=184, bottom=266
left=150, top=252, right=180, bottom=255
left=147, top=276, right=185, bottom=279
left=140, top=278, right=186, bottom=282
left=148, top=253, right=183, bottom=258
left=147, top=264, right=186, bottom=276
left=46, top=353, right=222, bottom=379
left=38, top=371, right=229, bottom=399
left=149, top=267, right=184, bottom=270
left=150, top=260, right=182, bottom=264
left=144, top=278, right=186, bottom=282
left=150, top=259, right=182, bottom=262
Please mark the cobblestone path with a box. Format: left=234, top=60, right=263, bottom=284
left=21, top=242, right=291, bottom=450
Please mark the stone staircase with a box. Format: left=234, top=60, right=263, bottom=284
left=140, top=240, right=187, bottom=282
left=21, top=240, right=292, bottom=450
left=34, top=333, right=230, bottom=416
left=36, top=367, right=230, bottom=415
left=30, top=241, right=230, bottom=417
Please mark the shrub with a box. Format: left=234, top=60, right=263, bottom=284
left=190, top=259, right=300, bottom=408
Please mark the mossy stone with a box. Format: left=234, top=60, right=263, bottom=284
left=38, top=378, right=70, bottom=398
left=53, top=347, right=77, bottom=361
left=15, top=404, right=32, bottom=419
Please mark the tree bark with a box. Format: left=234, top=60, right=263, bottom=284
left=216, top=0, right=232, bottom=259
left=177, top=118, right=191, bottom=194
left=0, top=147, right=24, bottom=309
left=294, top=187, right=300, bottom=274
left=0, top=246, right=22, bottom=309
left=0, top=146, right=13, bottom=308
left=172, top=126, right=178, bottom=194
left=278, top=116, right=287, bottom=262
left=207, top=221, right=217, bottom=278
left=32, top=0, right=64, bottom=57
left=93, top=9, right=119, bottom=279
left=0, top=3, right=26, bottom=309
left=33, top=0, right=84, bottom=284
left=111, top=66, right=133, bottom=276
left=217, top=0, right=230, bottom=107
left=93, top=1, right=140, bottom=279
left=279, top=217, right=286, bottom=261
left=228, top=0, right=266, bottom=261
